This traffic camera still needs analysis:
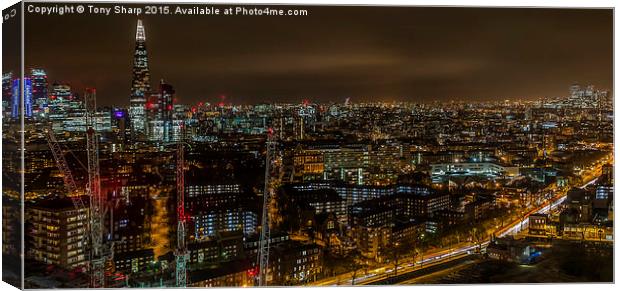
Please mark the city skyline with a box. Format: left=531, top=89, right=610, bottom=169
left=2, top=3, right=615, bottom=288
left=8, top=5, right=612, bottom=106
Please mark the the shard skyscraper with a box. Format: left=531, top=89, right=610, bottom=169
left=129, top=19, right=151, bottom=138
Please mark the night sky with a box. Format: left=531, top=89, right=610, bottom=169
left=14, top=4, right=614, bottom=106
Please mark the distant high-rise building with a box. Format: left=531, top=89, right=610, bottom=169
left=11, top=78, right=19, bottom=119
left=50, top=82, right=73, bottom=101
left=8, top=76, right=33, bottom=119
left=569, top=83, right=589, bottom=100
left=159, top=81, right=174, bottom=118
left=159, top=81, right=175, bottom=142
left=147, top=80, right=176, bottom=142
left=2, top=72, right=12, bottom=115
left=129, top=19, right=151, bottom=138
left=48, top=84, right=110, bottom=133
left=568, top=83, right=608, bottom=109
left=111, top=107, right=129, bottom=145
left=24, top=78, right=33, bottom=118
left=29, top=68, right=48, bottom=115
left=48, top=83, right=79, bottom=130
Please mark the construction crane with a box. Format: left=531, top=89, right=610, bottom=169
left=84, top=88, right=108, bottom=288
left=175, top=123, right=188, bottom=287
left=257, top=128, right=277, bottom=286
left=44, top=127, right=89, bottom=269
left=44, top=128, right=82, bottom=200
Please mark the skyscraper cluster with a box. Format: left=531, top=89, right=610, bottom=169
left=2, top=68, right=48, bottom=119
left=128, top=19, right=182, bottom=143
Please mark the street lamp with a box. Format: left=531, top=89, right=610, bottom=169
left=393, top=242, right=400, bottom=278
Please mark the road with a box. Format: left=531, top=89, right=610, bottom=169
left=398, top=256, right=479, bottom=284
left=150, top=189, right=171, bottom=258
left=368, top=253, right=478, bottom=285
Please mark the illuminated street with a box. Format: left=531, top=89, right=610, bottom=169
left=150, top=188, right=171, bottom=258
left=309, top=157, right=611, bottom=286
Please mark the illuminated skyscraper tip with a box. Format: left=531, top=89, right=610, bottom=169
left=136, top=19, right=146, bottom=42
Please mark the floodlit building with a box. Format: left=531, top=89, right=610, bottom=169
left=430, top=162, right=519, bottom=183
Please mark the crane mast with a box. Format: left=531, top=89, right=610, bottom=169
left=85, top=88, right=107, bottom=288
left=175, top=124, right=188, bottom=287
left=257, top=128, right=277, bottom=286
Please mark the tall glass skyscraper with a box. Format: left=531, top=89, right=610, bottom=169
left=30, top=68, right=48, bottom=114
left=2, top=72, right=12, bottom=115
left=147, top=80, right=176, bottom=142
left=10, top=78, right=19, bottom=119
left=9, top=77, right=33, bottom=119
left=24, top=78, right=32, bottom=118
left=129, top=19, right=151, bottom=138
